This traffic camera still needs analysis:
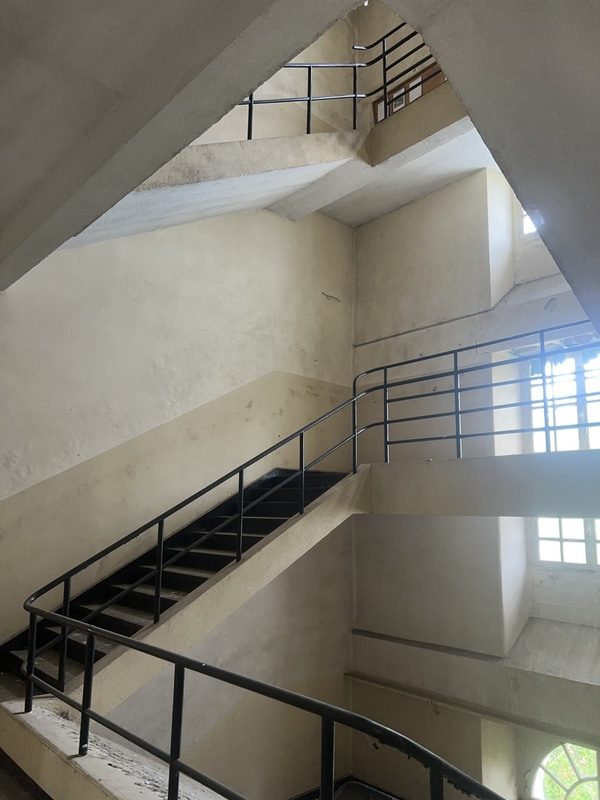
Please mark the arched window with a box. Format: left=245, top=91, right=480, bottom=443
left=533, top=744, right=599, bottom=800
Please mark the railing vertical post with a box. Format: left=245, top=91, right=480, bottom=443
left=236, top=469, right=244, bottom=562
left=306, top=66, right=313, bottom=134
left=352, top=65, right=358, bottom=130
left=352, top=378, right=358, bottom=474
left=430, top=765, right=444, bottom=800
left=78, top=633, right=96, bottom=756
left=247, top=93, right=254, bottom=140
left=453, top=351, right=463, bottom=458
left=540, top=331, right=552, bottom=452
left=383, top=367, right=390, bottom=463
left=168, top=664, right=185, bottom=800
left=154, top=519, right=165, bottom=625
left=320, top=717, right=335, bottom=800
left=24, top=613, right=38, bottom=713
left=58, top=577, right=71, bottom=691
left=382, top=38, right=389, bottom=118
left=299, top=432, right=305, bottom=514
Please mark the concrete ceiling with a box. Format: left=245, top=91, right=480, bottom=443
left=385, top=0, right=600, bottom=331
left=322, top=126, right=496, bottom=226
left=65, top=81, right=492, bottom=245
left=0, top=0, right=358, bottom=289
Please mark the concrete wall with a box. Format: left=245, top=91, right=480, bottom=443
left=353, top=515, right=508, bottom=656
left=108, top=524, right=354, bottom=800
left=0, top=371, right=353, bottom=644
left=350, top=678, right=483, bottom=799
left=354, top=170, right=492, bottom=345
left=0, top=209, right=353, bottom=502
left=196, top=16, right=358, bottom=144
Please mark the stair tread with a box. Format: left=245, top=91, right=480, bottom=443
left=167, top=546, right=236, bottom=556
left=79, top=603, right=153, bottom=625
left=112, top=583, right=185, bottom=601
left=12, top=649, right=82, bottom=682
left=142, top=564, right=215, bottom=578
left=189, top=529, right=263, bottom=538
left=211, top=514, right=289, bottom=520
left=46, top=626, right=116, bottom=650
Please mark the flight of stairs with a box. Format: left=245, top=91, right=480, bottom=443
left=0, top=468, right=345, bottom=688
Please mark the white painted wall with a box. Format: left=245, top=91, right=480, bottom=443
left=0, top=209, right=353, bottom=502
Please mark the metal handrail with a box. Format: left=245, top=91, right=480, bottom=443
left=241, top=21, right=441, bottom=138
left=23, top=317, right=597, bottom=799
left=22, top=607, right=505, bottom=800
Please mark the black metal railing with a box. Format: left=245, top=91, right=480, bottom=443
left=240, top=21, right=443, bottom=139
left=22, top=612, right=506, bottom=800
left=22, top=317, right=597, bottom=799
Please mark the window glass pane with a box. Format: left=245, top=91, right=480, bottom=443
left=565, top=744, right=598, bottom=778
left=588, top=426, right=600, bottom=450
left=533, top=431, right=547, bottom=452
left=570, top=783, right=598, bottom=800
left=556, top=427, right=579, bottom=451
left=539, top=518, right=560, bottom=538
left=544, top=745, right=578, bottom=786
left=562, top=518, right=585, bottom=540
left=595, top=519, right=600, bottom=540
left=563, top=542, right=586, bottom=564
left=523, top=211, right=537, bottom=235
left=596, top=543, right=600, bottom=565
left=586, top=400, right=600, bottom=423
left=539, top=540, right=561, bottom=562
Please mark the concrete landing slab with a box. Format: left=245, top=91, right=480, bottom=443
left=0, top=700, right=223, bottom=800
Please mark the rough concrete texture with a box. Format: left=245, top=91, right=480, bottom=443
left=0, top=701, right=223, bottom=800
left=386, top=0, right=600, bottom=334
left=0, top=0, right=358, bottom=289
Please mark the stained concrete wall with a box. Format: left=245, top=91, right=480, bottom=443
left=0, top=371, right=353, bottom=644
left=107, top=524, right=354, bottom=800
left=195, top=16, right=358, bottom=144
left=0, top=209, right=353, bottom=502
left=353, top=515, right=508, bottom=656
left=350, top=679, right=483, bottom=800
left=354, top=170, right=492, bottom=344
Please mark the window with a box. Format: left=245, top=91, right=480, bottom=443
left=522, top=208, right=537, bottom=235
left=532, top=743, right=599, bottom=800
left=532, top=346, right=600, bottom=566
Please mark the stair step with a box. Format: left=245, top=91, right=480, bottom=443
left=12, top=649, right=81, bottom=685
left=45, top=626, right=115, bottom=663
left=74, top=603, right=151, bottom=636
left=140, top=564, right=215, bottom=592
left=113, top=583, right=185, bottom=602
left=166, top=546, right=236, bottom=571
left=205, top=515, right=288, bottom=534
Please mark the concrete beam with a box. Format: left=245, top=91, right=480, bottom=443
left=387, top=0, right=600, bottom=331
left=0, top=0, right=358, bottom=289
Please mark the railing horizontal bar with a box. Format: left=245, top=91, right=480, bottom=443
left=86, top=709, right=171, bottom=764
left=175, top=759, right=247, bottom=800
left=389, top=434, right=457, bottom=445
left=304, top=433, right=355, bottom=470
left=31, top=675, right=83, bottom=711
left=22, top=605, right=503, bottom=800
left=459, top=419, right=600, bottom=440
left=240, top=93, right=365, bottom=105
left=284, top=61, right=364, bottom=69
left=355, top=319, right=592, bottom=384
left=383, top=41, right=428, bottom=77
left=361, top=29, right=420, bottom=67
left=387, top=387, right=456, bottom=403
left=353, top=22, right=406, bottom=50
left=365, top=53, right=435, bottom=98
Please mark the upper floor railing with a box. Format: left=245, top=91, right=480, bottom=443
left=22, top=317, right=598, bottom=800
left=240, top=21, right=444, bottom=139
